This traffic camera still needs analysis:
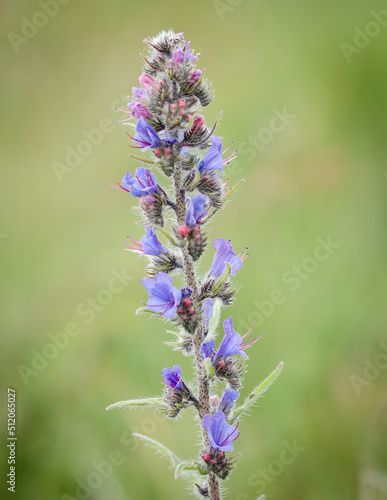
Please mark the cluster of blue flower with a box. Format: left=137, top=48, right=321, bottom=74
left=108, top=31, right=281, bottom=499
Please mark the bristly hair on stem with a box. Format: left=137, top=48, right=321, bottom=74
left=106, top=30, right=283, bottom=500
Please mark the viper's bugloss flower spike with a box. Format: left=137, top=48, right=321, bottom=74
left=203, top=410, right=239, bottom=452
left=210, top=238, right=243, bottom=277
left=142, top=272, right=181, bottom=319
left=109, top=30, right=283, bottom=499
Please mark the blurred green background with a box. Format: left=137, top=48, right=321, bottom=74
left=1, top=0, right=387, bottom=499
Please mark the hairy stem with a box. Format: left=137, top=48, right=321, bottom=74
left=173, top=163, right=221, bottom=500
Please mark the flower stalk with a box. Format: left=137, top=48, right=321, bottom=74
left=107, top=30, right=282, bottom=499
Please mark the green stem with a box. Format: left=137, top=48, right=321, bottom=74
left=173, top=162, right=221, bottom=500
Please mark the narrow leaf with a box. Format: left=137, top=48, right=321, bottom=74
left=106, top=397, right=165, bottom=411
left=230, top=362, right=284, bottom=424
left=208, top=298, right=222, bottom=337
left=174, top=460, right=205, bottom=479
left=133, top=433, right=181, bottom=468
left=212, top=263, right=232, bottom=295
left=157, top=227, right=180, bottom=247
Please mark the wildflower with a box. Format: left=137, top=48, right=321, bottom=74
left=142, top=272, right=181, bottom=319
left=162, top=364, right=185, bottom=390
left=198, top=137, right=224, bottom=173
left=173, top=41, right=198, bottom=64
left=210, top=238, right=243, bottom=277
left=125, top=228, right=166, bottom=257
left=139, top=73, right=155, bottom=89
left=201, top=339, right=215, bottom=360
left=202, top=298, right=214, bottom=332
left=216, top=317, right=260, bottom=359
left=185, top=194, right=211, bottom=227
left=133, top=117, right=161, bottom=150
left=128, top=101, right=153, bottom=120
left=132, top=86, right=147, bottom=101
left=203, top=410, right=239, bottom=451
left=189, top=69, right=202, bottom=83
left=162, top=365, right=192, bottom=418
left=121, top=167, right=158, bottom=198
left=221, top=388, right=240, bottom=415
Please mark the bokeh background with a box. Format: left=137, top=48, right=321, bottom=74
left=1, top=0, right=387, bottom=499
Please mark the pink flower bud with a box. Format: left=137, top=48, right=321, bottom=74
left=178, top=225, right=189, bottom=238
left=210, top=395, right=219, bottom=406
left=178, top=99, right=186, bottom=108
left=192, top=115, right=204, bottom=133
left=139, top=74, right=155, bottom=89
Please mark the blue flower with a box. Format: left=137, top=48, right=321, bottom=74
left=173, top=41, right=198, bottom=64
left=202, top=298, right=214, bottom=331
left=121, top=167, right=158, bottom=198
left=198, top=137, right=223, bottom=173
left=125, top=228, right=167, bottom=257
left=201, top=339, right=215, bottom=360
left=203, top=410, right=239, bottom=451
left=221, top=388, right=240, bottom=414
left=186, top=194, right=211, bottom=227
left=134, top=117, right=161, bottom=150
left=216, top=317, right=259, bottom=359
left=210, top=238, right=243, bottom=277
left=142, top=272, right=182, bottom=319
left=162, top=365, right=184, bottom=390
left=180, top=287, right=193, bottom=299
